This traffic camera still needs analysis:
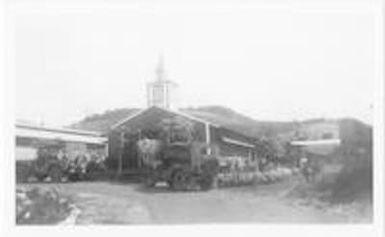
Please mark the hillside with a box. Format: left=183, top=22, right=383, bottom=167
left=181, top=106, right=297, bottom=138
left=69, top=106, right=297, bottom=137
left=70, top=108, right=140, bottom=133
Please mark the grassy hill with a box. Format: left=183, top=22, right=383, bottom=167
left=181, top=106, right=298, bottom=138
left=70, top=108, right=140, bottom=133
left=69, top=105, right=370, bottom=142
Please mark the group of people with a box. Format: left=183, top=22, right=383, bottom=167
left=56, top=149, right=107, bottom=178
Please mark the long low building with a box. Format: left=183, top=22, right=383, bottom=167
left=15, top=122, right=108, bottom=161
left=290, top=139, right=341, bottom=156
left=108, top=106, right=259, bottom=172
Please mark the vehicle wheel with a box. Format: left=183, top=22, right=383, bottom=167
left=171, top=170, right=188, bottom=191
left=200, top=172, right=214, bottom=191
left=48, top=165, right=63, bottom=183
left=35, top=173, right=46, bottom=182
left=68, top=172, right=80, bottom=182
left=185, top=173, right=200, bottom=191
left=144, top=175, right=156, bottom=187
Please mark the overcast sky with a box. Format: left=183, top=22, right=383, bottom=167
left=9, top=0, right=380, bottom=126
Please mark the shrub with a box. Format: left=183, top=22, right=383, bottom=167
left=16, top=187, right=73, bottom=225
left=329, top=119, right=372, bottom=203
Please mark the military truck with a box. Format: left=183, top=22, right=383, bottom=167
left=138, top=118, right=220, bottom=191
left=141, top=141, right=219, bottom=191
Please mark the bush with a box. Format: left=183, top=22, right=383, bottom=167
left=329, top=119, right=372, bottom=203
left=290, top=119, right=373, bottom=204
left=16, top=187, right=73, bottom=225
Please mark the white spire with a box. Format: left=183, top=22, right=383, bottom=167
left=156, top=53, right=166, bottom=81
left=147, top=53, right=179, bottom=109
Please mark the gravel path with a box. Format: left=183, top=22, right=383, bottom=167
left=17, top=181, right=366, bottom=224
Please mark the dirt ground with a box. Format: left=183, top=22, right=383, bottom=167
left=17, top=180, right=372, bottom=225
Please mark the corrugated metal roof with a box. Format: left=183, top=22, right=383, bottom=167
left=290, top=139, right=341, bottom=146
left=222, top=136, right=255, bottom=148
left=290, top=139, right=341, bottom=156
left=15, top=123, right=107, bottom=144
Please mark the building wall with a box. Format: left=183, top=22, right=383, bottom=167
left=210, top=126, right=255, bottom=159
left=16, top=146, right=38, bottom=161
left=108, top=107, right=207, bottom=170
left=108, top=132, right=121, bottom=164
left=216, top=141, right=252, bottom=158
left=108, top=107, right=257, bottom=171
left=15, top=136, right=107, bottom=161
left=299, top=121, right=340, bottom=140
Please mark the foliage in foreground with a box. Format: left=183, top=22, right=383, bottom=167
left=288, top=119, right=372, bottom=205
left=16, top=187, right=73, bottom=225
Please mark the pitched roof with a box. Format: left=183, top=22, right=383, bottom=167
left=110, top=106, right=259, bottom=145
left=110, top=106, right=220, bottom=130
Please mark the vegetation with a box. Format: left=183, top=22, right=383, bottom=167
left=288, top=119, right=372, bottom=205
left=330, top=119, right=372, bottom=203
left=16, top=187, right=73, bottom=225
left=70, top=108, right=140, bottom=133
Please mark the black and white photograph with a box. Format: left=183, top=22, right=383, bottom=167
left=0, top=0, right=384, bottom=236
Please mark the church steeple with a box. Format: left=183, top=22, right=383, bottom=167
left=156, top=53, right=166, bottom=82
left=147, top=54, right=179, bottom=109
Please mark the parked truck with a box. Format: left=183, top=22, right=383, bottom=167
left=138, top=119, right=220, bottom=191
left=142, top=141, right=219, bottom=191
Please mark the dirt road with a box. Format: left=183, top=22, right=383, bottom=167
left=18, top=181, right=368, bottom=224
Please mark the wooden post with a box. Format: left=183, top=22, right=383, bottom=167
left=117, top=131, right=125, bottom=178
left=138, top=129, right=142, bottom=169
left=205, top=122, right=211, bottom=155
